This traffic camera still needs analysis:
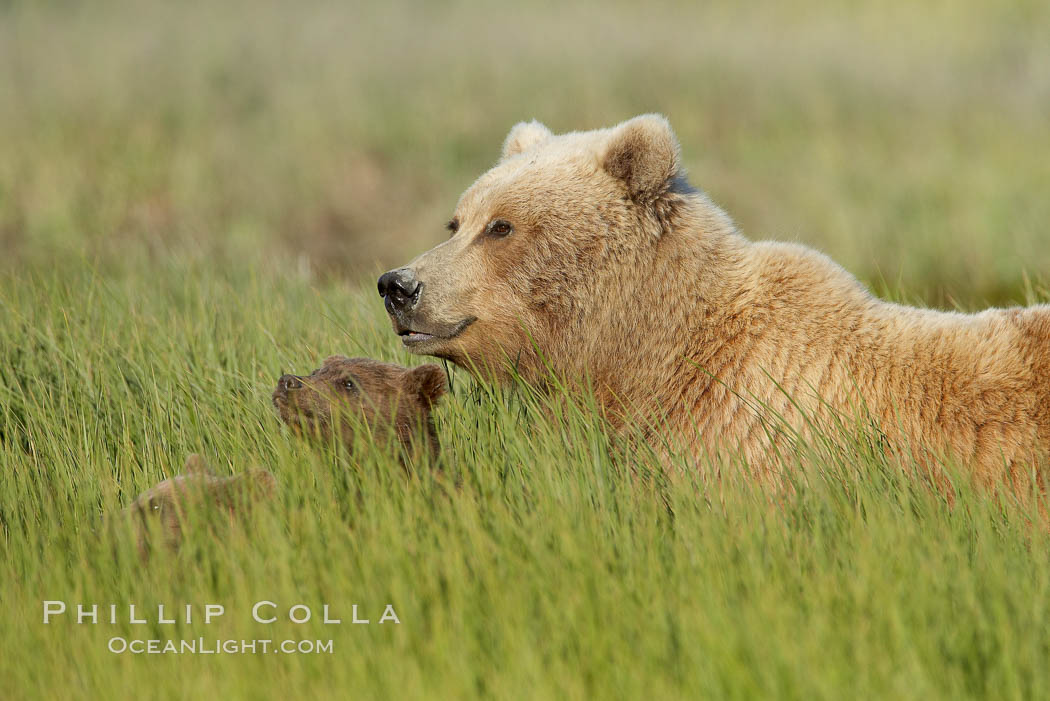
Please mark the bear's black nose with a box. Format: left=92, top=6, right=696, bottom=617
left=378, top=268, right=422, bottom=314
left=278, top=375, right=302, bottom=392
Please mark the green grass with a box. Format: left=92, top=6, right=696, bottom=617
left=3, top=0, right=1050, bottom=698
left=4, top=259, right=1050, bottom=699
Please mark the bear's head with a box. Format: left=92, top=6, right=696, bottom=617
left=123, top=454, right=277, bottom=561
left=272, top=355, right=447, bottom=459
left=378, top=115, right=733, bottom=386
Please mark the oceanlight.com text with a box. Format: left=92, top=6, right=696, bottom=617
left=107, top=637, right=334, bottom=655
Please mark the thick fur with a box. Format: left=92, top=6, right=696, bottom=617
left=272, top=356, right=447, bottom=461
left=382, top=115, right=1050, bottom=491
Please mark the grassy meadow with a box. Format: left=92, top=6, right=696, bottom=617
left=3, top=0, right=1050, bottom=698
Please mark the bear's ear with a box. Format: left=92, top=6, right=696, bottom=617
left=183, top=454, right=212, bottom=476
left=501, top=120, right=552, bottom=160
left=601, top=114, right=680, bottom=203
left=405, top=364, right=448, bottom=410
left=225, top=469, right=278, bottom=501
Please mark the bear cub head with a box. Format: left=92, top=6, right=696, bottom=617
left=272, top=355, right=447, bottom=460
left=123, top=454, right=277, bottom=560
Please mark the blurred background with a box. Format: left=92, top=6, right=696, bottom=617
left=2, top=0, right=1048, bottom=307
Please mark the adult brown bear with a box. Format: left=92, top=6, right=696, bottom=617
left=378, top=115, right=1050, bottom=490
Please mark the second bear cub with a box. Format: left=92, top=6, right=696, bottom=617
left=124, top=454, right=277, bottom=560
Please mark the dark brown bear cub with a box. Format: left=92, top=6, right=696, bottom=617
left=272, top=355, right=447, bottom=460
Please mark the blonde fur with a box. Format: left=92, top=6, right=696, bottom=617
left=385, top=115, right=1050, bottom=490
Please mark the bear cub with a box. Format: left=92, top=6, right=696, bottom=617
left=123, top=454, right=277, bottom=560
left=272, top=355, right=447, bottom=461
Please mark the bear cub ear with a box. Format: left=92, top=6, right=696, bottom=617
left=501, top=120, right=552, bottom=160
left=226, top=469, right=278, bottom=501
left=183, top=453, right=213, bottom=476
left=405, top=364, right=448, bottom=410
left=601, top=114, right=681, bottom=203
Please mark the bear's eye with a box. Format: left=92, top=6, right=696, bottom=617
left=446, top=218, right=459, bottom=237
left=486, top=219, right=513, bottom=238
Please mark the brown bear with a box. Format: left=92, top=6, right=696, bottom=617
left=272, top=355, right=447, bottom=461
left=377, top=114, right=1050, bottom=492
left=122, top=454, right=277, bottom=560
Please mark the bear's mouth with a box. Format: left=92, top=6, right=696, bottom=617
left=272, top=393, right=316, bottom=424
left=399, top=331, right=435, bottom=345
left=396, top=317, right=476, bottom=347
